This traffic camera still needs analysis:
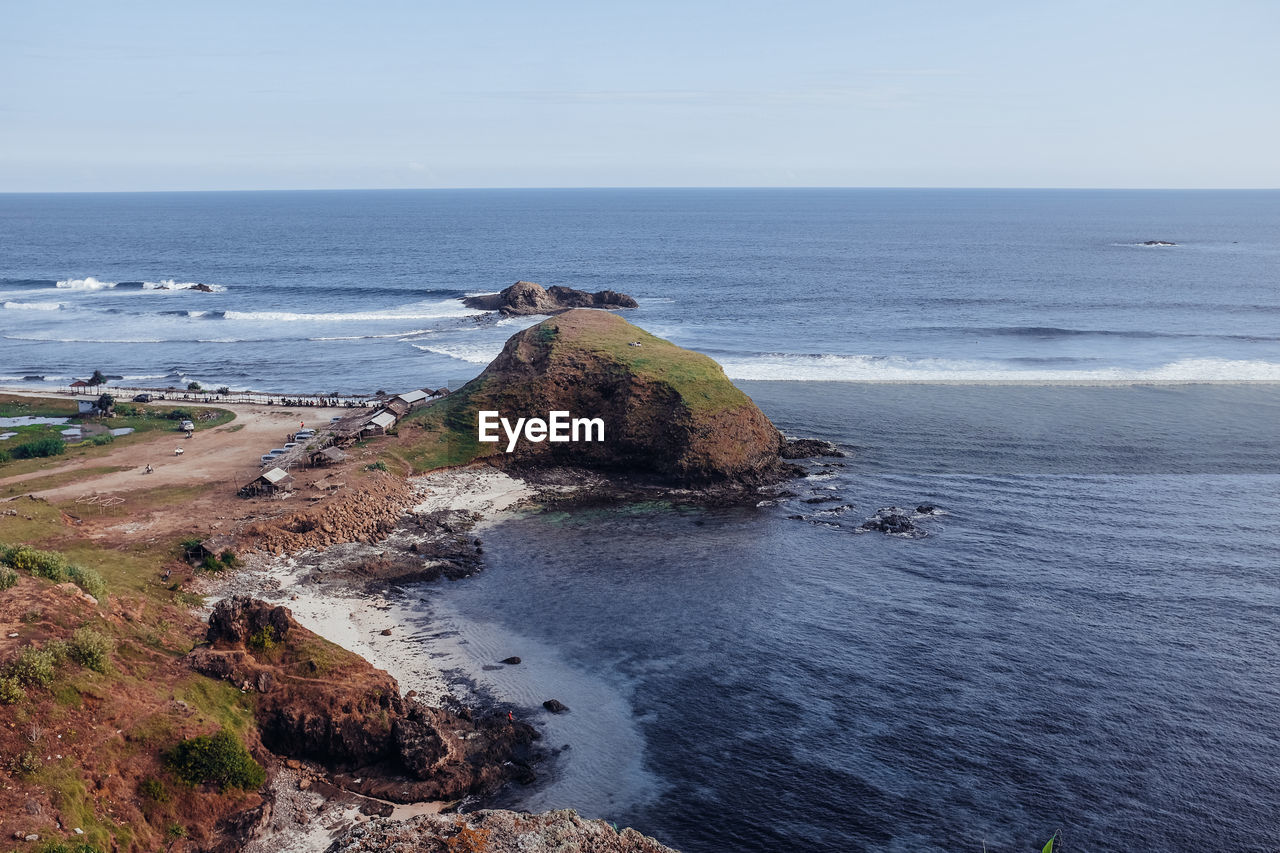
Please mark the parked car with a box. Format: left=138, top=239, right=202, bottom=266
left=268, top=448, right=287, bottom=456
left=260, top=454, right=275, bottom=465
left=330, top=416, right=342, bottom=422
left=179, top=419, right=195, bottom=431
left=295, top=430, right=315, bottom=439
left=283, top=442, right=298, bottom=449
left=132, top=393, right=152, bottom=403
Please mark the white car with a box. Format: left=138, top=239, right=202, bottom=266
left=179, top=419, right=195, bottom=431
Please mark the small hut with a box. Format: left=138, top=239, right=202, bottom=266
left=309, top=446, right=349, bottom=467
left=362, top=410, right=397, bottom=436
left=239, top=467, right=292, bottom=497
left=387, top=389, right=430, bottom=416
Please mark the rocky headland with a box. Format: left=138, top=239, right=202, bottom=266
left=395, top=309, right=801, bottom=491
left=462, top=281, right=638, bottom=316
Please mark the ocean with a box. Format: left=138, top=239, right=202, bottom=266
left=2, top=189, right=1280, bottom=390
left=3, top=190, right=1279, bottom=851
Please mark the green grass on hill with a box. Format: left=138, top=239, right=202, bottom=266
left=387, top=312, right=755, bottom=474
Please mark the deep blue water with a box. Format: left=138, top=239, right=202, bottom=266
left=3, top=191, right=1279, bottom=851
left=2, top=189, right=1280, bottom=391
left=423, top=383, right=1280, bottom=853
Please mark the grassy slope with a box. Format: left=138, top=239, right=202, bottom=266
left=386, top=312, right=755, bottom=474
left=0, top=485, right=259, bottom=850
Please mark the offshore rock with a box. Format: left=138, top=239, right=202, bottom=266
left=464, top=280, right=638, bottom=315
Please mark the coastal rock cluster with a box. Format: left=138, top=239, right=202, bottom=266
left=325, top=809, right=678, bottom=853
left=463, top=280, right=638, bottom=315
left=189, top=598, right=538, bottom=803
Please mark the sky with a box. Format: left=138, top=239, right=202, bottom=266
left=2, top=0, right=1278, bottom=191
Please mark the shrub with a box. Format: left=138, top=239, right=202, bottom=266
left=5, top=545, right=70, bottom=582
left=89, top=433, right=115, bottom=446
left=14, top=748, right=40, bottom=775
left=44, top=639, right=70, bottom=666
left=166, top=729, right=265, bottom=791
left=247, top=625, right=277, bottom=653
left=199, top=555, right=223, bottom=573
left=67, top=564, right=107, bottom=599
left=219, top=550, right=239, bottom=568
left=11, top=436, right=66, bottom=459
left=7, top=646, right=57, bottom=687
left=0, top=448, right=10, bottom=463
left=139, top=776, right=170, bottom=802
left=0, top=675, right=25, bottom=704
left=69, top=627, right=112, bottom=673
left=187, top=382, right=202, bottom=392
left=166, top=408, right=193, bottom=421
left=216, top=386, right=231, bottom=396
left=0, top=566, right=17, bottom=590
left=365, top=461, right=389, bottom=472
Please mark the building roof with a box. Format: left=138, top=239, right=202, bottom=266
left=393, top=389, right=429, bottom=404
left=315, top=446, right=349, bottom=462
left=366, top=411, right=397, bottom=429
left=261, top=467, right=290, bottom=485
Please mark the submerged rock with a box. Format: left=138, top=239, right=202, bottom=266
left=542, top=699, right=569, bottom=714
left=859, top=507, right=927, bottom=537
left=781, top=438, right=846, bottom=459
left=464, top=280, right=638, bottom=316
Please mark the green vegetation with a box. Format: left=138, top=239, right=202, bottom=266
left=365, top=460, right=389, bottom=472
left=186, top=381, right=202, bottom=392
left=28, top=833, right=106, bottom=853
left=0, top=565, right=17, bottom=589
left=11, top=435, right=67, bottom=459
left=7, top=645, right=58, bottom=687
left=247, top=624, right=278, bottom=653
left=0, top=674, right=25, bottom=704
left=69, top=627, right=113, bottom=673
left=139, top=776, right=170, bottom=802
left=165, top=728, right=265, bottom=791
left=0, top=542, right=107, bottom=599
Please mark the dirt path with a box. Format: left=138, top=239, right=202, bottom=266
left=1, top=404, right=347, bottom=503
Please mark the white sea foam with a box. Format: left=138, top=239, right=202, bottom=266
left=225, top=301, right=477, bottom=323
left=142, top=279, right=228, bottom=292
left=3, top=301, right=63, bottom=311
left=494, top=313, right=551, bottom=327
left=717, top=353, right=1280, bottom=383
left=56, top=277, right=116, bottom=290
left=410, top=342, right=502, bottom=365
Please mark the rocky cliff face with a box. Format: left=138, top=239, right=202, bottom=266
left=463, top=280, right=638, bottom=315
left=188, top=598, right=538, bottom=803
left=402, top=310, right=788, bottom=486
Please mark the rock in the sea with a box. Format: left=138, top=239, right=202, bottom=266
left=501, top=656, right=522, bottom=665
left=915, top=504, right=938, bottom=515
left=1140, top=240, right=1177, bottom=246
left=859, top=507, right=926, bottom=537
left=543, top=699, right=569, bottom=713
left=464, top=280, right=638, bottom=316
left=405, top=310, right=790, bottom=486
left=781, top=438, right=846, bottom=459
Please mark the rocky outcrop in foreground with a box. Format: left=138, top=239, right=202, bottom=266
left=463, top=280, right=638, bottom=315
left=327, top=809, right=678, bottom=853
left=405, top=310, right=790, bottom=486
left=189, top=598, right=538, bottom=803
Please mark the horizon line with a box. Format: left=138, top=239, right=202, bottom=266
left=2, top=185, right=1279, bottom=196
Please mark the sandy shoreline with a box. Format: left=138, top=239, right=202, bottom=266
left=201, top=465, right=534, bottom=709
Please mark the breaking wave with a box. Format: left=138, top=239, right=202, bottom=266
left=3, top=301, right=63, bottom=311
left=409, top=342, right=502, bottom=365
left=54, top=277, right=227, bottom=292
left=224, top=301, right=478, bottom=323
left=717, top=353, right=1280, bottom=382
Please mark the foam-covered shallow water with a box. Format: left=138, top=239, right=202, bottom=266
left=415, top=383, right=1280, bottom=852
left=2, top=189, right=1279, bottom=392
